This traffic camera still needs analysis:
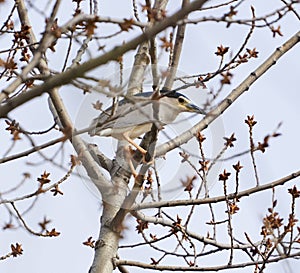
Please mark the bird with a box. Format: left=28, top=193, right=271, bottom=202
left=89, top=90, right=206, bottom=156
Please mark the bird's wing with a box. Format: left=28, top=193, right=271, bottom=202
left=89, top=99, right=156, bottom=136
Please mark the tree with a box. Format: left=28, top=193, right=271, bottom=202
left=0, top=0, right=300, bottom=273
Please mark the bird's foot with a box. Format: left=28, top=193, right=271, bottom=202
left=127, top=145, right=152, bottom=164
left=142, top=152, right=154, bottom=165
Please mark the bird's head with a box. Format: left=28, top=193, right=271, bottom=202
left=160, top=90, right=206, bottom=115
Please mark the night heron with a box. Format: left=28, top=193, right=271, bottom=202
left=89, top=90, right=205, bottom=155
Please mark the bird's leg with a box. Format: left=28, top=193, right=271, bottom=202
left=122, top=133, right=151, bottom=164
left=122, top=133, right=147, bottom=155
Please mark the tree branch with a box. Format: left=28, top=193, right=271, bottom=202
left=0, top=0, right=209, bottom=118
left=132, top=211, right=254, bottom=250
left=116, top=251, right=300, bottom=271
left=164, top=0, right=189, bottom=90
left=155, top=30, right=300, bottom=157
left=134, top=169, right=300, bottom=210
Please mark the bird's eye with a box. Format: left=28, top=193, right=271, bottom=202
left=178, top=97, right=185, bottom=104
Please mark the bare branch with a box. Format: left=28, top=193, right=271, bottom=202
left=0, top=0, right=209, bottom=117
left=134, top=169, right=300, bottom=210
left=156, top=30, right=300, bottom=157
left=164, top=0, right=189, bottom=90
left=116, top=251, right=300, bottom=271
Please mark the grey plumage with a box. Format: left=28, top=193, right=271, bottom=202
left=89, top=91, right=205, bottom=149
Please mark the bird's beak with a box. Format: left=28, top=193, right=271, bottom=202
left=186, top=103, right=206, bottom=114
